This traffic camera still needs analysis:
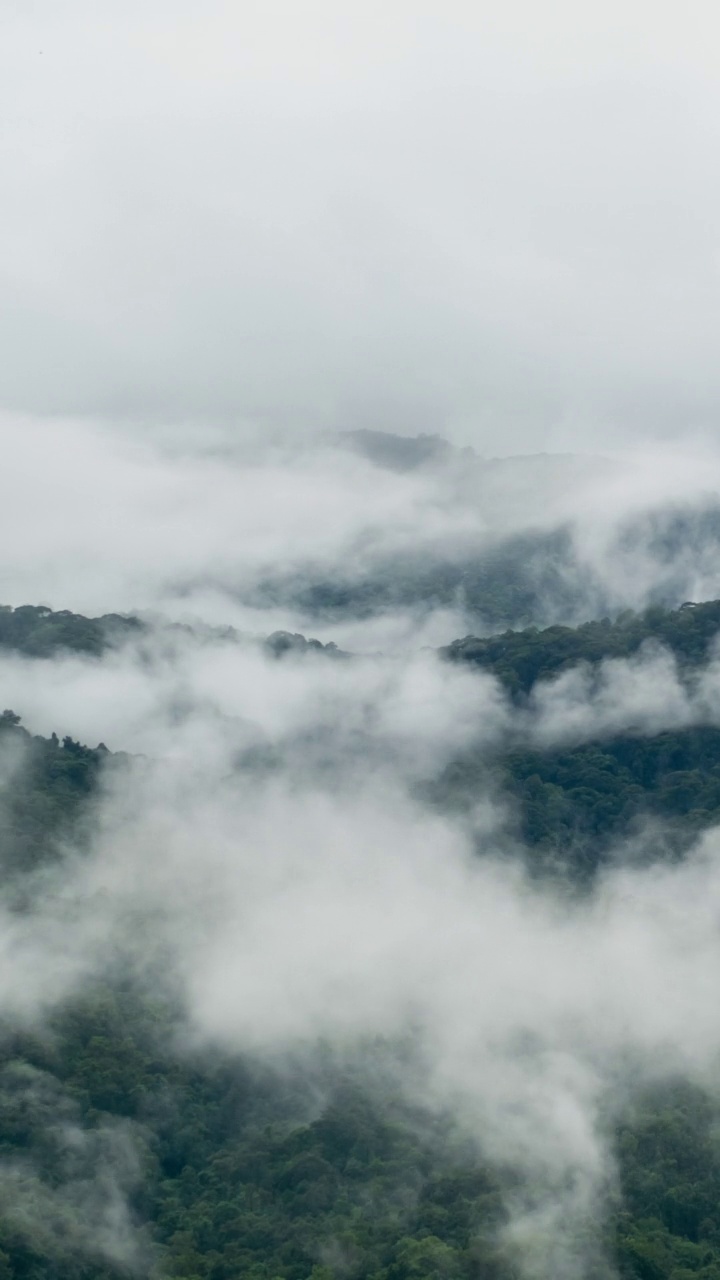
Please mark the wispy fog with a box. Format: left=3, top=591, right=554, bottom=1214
left=2, top=590, right=720, bottom=1274
left=2, top=415, right=720, bottom=636
left=3, top=4, right=720, bottom=1277
left=5, top=661, right=720, bottom=1278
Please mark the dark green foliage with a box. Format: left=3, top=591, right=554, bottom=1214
left=0, top=606, right=144, bottom=659
left=0, top=711, right=117, bottom=878
left=614, top=1084, right=720, bottom=1279
left=248, top=497, right=720, bottom=634
left=0, top=985, right=510, bottom=1280
left=433, top=600, right=720, bottom=876
left=510, top=726, right=720, bottom=848
left=6, top=598, right=720, bottom=1277
left=441, top=600, right=720, bottom=696
left=0, top=603, right=348, bottom=666
left=434, top=727, right=720, bottom=879
left=4, top=981, right=720, bottom=1280
left=153, top=1087, right=506, bottom=1280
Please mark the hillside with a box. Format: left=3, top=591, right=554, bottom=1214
left=2, top=601, right=720, bottom=1275
left=441, top=599, right=720, bottom=693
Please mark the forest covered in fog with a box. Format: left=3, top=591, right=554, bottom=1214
left=5, top=2, right=720, bottom=1276
left=4, top=427, right=720, bottom=1280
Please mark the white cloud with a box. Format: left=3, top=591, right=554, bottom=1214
left=1, top=2, right=720, bottom=447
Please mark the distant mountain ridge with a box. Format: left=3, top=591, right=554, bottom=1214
left=334, top=429, right=457, bottom=471
left=0, top=604, right=346, bottom=661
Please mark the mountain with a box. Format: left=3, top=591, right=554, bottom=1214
left=4, top=599, right=720, bottom=1279
left=333, top=429, right=456, bottom=471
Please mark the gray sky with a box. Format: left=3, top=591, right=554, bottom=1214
left=6, top=12, right=720, bottom=1274
left=2, top=0, right=720, bottom=451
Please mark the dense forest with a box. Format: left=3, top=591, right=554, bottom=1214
left=436, top=599, right=720, bottom=876
left=3, top=598, right=720, bottom=1277
left=0, top=605, right=343, bottom=664
left=441, top=599, right=720, bottom=693
left=0, top=605, right=149, bottom=658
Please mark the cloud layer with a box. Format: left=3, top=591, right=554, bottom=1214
left=3, top=415, right=720, bottom=636
left=2, top=1, right=720, bottom=447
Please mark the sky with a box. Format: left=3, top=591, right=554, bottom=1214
left=5, top=8, right=720, bottom=1278
left=2, top=1, right=720, bottom=451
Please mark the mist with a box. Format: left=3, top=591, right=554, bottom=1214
left=3, top=3, right=720, bottom=1277
left=2, top=1, right=720, bottom=449
left=2, top=414, right=720, bottom=1274
left=2, top=600, right=720, bottom=1276
left=3, top=414, right=720, bottom=639
left=5, top=662, right=720, bottom=1278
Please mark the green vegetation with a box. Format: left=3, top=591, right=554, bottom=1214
left=4, top=984, right=720, bottom=1280
left=264, top=633, right=348, bottom=659
left=252, top=528, right=597, bottom=632
left=0, top=710, right=120, bottom=880
left=433, top=726, right=720, bottom=880
left=0, top=979, right=513, bottom=1280
left=0, top=604, right=342, bottom=664
left=0, top=605, right=144, bottom=658
left=615, top=1084, right=720, bottom=1280
left=4, top=599, right=720, bottom=1277
left=433, top=600, right=720, bottom=876
left=442, top=600, right=720, bottom=696
left=251, top=487, right=720, bottom=633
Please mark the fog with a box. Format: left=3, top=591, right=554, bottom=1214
left=3, top=414, right=720, bottom=635
left=1, top=416, right=720, bottom=1274
left=3, top=2, right=720, bottom=1276
left=4, top=599, right=720, bottom=1275
left=6, top=658, right=720, bottom=1278
left=2, top=1, right=720, bottom=448
left=7, top=617, right=720, bottom=764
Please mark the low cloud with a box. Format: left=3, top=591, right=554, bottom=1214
left=4, top=618, right=720, bottom=1275
left=3, top=416, right=720, bottom=638
left=0, top=1063, right=152, bottom=1272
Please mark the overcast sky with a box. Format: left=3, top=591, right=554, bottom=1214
left=6, top=13, right=720, bottom=1271
left=2, top=0, right=719, bottom=452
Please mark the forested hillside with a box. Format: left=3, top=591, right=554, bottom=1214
left=442, top=599, right=720, bottom=693
left=0, top=709, right=111, bottom=880
left=436, top=598, right=720, bottom=875
left=0, top=605, right=145, bottom=658
left=249, top=500, right=720, bottom=633
left=3, top=600, right=720, bottom=1277
left=249, top=527, right=601, bottom=631
left=0, top=606, right=343, bottom=663
left=5, top=983, right=720, bottom=1280
left=7, top=2, right=720, bottom=1274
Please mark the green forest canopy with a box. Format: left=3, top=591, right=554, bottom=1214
left=3, top=600, right=720, bottom=1277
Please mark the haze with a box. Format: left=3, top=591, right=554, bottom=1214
left=1, top=1, right=719, bottom=450
left=3, top=6, right=720, bottom=1280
